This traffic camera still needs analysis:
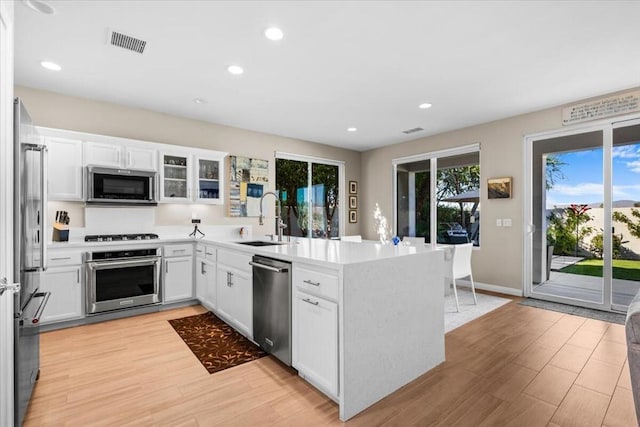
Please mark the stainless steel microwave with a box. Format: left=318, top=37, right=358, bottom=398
left=86, top=166, right=157, bottom=205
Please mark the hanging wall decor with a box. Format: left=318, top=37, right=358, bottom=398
left=228, top=156, right=269, bottom=217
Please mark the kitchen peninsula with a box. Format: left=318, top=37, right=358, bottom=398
left=46, top=233, right=445, bottom=421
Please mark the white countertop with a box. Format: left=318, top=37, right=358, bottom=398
left=49, top=234, right=442, bottom=267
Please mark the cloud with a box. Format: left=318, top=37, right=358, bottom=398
left=549, top=182, right=640, bottom=200
left=613, top=145, right=640, bottom=159
left=627, top=160, right=640, bottom=173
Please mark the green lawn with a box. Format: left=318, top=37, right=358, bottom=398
left=560, top=258, right=640, bottom=281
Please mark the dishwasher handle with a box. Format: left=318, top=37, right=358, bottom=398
left=249, top=261, right=288, bottom=273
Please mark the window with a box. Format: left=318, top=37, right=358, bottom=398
left=275, top=153, right=344, bottom=239
left=394, top=145, right=480, bottom=246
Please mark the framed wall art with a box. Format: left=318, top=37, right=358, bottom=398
left=349, top=195, right=357, bottom=209
left=349, top=181, right=358, bottom=194
left=349, top=210, right=358, bottom=223
left=487, top=177, right=512, bottom=199
left=228, top=155, right=269, bottom=216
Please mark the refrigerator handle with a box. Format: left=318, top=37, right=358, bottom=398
left=40, top=145, right=48, bottom=271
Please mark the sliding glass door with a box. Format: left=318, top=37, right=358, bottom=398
left=394, top=145, right=480, bottom=246
left=275, top=155, right=343, bottom=239
left=526, top=118, right=640, bottom=312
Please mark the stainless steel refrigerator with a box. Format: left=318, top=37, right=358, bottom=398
left=13, top=98, right=50, bottom=427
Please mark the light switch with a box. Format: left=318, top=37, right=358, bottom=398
left=496, top=219, right=502, bottom=227
left=503, top=218, right=512, bottom=227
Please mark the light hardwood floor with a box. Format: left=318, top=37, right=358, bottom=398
left=25, top=300, right=636, bottom=426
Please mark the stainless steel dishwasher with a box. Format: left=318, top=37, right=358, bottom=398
left=250, top=255, right=292, bottom=366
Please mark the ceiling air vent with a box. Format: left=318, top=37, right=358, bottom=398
left=108, top=30, right=147, bottom=54
left=402, top=127, right=424, bottom=135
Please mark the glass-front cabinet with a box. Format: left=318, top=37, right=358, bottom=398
left=195, top=156, right=221, bottom=203
left=159, top=150, right=225, bottom=204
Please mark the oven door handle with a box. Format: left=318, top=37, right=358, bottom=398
left=87, top=257, right=161, bottom=270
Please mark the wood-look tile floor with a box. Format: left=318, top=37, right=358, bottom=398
left=25, top=299, right=637, bottom=427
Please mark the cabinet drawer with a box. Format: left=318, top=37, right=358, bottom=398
left=164, top=244, right=193, bottom=257
left=47, top=250, right=82, bottom=267
left=217, top=249, right=251, bottom=272
left=195, top=244, right=216, bottom=260
left=293, top=264, right=339, bottom=301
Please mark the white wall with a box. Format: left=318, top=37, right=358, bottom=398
left=15, top=86, right=362, bottom=237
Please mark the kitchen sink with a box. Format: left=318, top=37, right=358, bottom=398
left=236, top=240, right=288, bottom=247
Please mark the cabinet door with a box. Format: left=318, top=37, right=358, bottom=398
left=159, top=153, right=192, bottom=202
left=85, top=141, right=123, bottom=168
left=216, top=265, right=252, bottom=337
left=196, top=258, right=216, bottom=309
left=163, top=256, right=194, bottom=302
left=194, top=156, right=223, bottom=204
left=39, top=266, right=83, bottom=324
left=293, top=291, right=338, bottom=398
left=126, top=146, right=157, bottom=171
left=45, top=137, right=84, bottom=201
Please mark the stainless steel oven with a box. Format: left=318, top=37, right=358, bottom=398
left=85, top=248, right=162, bottom=314
left=86, top=166, right=157, bottom=205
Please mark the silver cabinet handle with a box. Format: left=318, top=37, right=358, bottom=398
left=205, top=251, right=214, bottom=256
left=303, top=279, right=320, bottom=286
left=127, top=152, right=132, bottom=167
left=302, top=298, right=319, bottom=306
left=201, top=262, right=206, bottom=275
left=51, top=257, right=71, bottom=261
left=172, top=249, right=186, bottom=254
left=77, top=269, right=80, bottom=284
left=166, top=260, right=169, bottom=274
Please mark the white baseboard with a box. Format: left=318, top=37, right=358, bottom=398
left=456, top=280, right=523, bottom=297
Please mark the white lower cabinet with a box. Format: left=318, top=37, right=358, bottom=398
left=215, top=250, right=252, bottom=338
left=163, top=256, right=194, bottom=302
left=195, top=257, right=216, bottom=309
left=292, top=290, right=339, bottom=398
left=39, top=265, right=83, bottom=324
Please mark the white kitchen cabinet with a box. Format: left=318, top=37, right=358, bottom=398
left=85, top=141, right=157, bottom=171
left=194, top=154, right=224, bottom=204
left=195, top=257, right=216, bottom=310
left=163, top=255, right=194, bottom=303
left=39, top=265, right=83, bottom=324
left=159, top=152, right=192, bottom=202
left=292, top=289, right=339, bottom=398
left=45, top=136, right=84, bottom=201
left=159, top=151, right=225, bottom=204
left=216, top=249, right=252, bottom=338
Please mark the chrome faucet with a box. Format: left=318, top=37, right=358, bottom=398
left=259, top=191, right=287, bottom=242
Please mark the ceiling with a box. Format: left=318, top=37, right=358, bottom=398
left=14, top=1, right=640, bottom=152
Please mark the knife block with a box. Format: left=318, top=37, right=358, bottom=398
left=52, top=222, right=69, bottom=242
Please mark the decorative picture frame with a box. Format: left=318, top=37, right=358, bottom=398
left=349, top=181, right=358, bottom=194
left=349, top=195, right=357, bottom=209
left=487, top=177, right=512, bottom=199
left=349, top=210, right=357, bottom=223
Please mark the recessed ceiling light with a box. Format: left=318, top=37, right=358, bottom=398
left=264, top=27, right=284, bottom=41
left=22, top=0, right=55, bottom=14
left=193, top=98, right=207, bottom=105
left=227, top=65, right=244, bottom=75
left=40, top=61, right=61, bottom=71
left=419, top=103, right=432, bottom=109
left=347, top=127, right=358, bottom=132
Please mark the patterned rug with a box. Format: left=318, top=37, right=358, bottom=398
left=519, top=298, right=626, bottom=324
left=168, top=311, right=266, bottom=374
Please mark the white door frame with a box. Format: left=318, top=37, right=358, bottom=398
left=523, top=112, right=640, bottom=311
left=0, top=1, right=15, bottom=425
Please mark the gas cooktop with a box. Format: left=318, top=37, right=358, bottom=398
left=84, top=233, right=159, bottom=242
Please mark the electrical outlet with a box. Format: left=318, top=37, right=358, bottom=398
left=503, top=218, right=512, bottom=227
left=496, top=219, right=502, bottom=227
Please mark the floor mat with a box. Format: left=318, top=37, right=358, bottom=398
left=168, top=311, right=266, bottom=374
left=519, top=298, right=626, bottom=324
left=445, top=288, right=512, bottom=333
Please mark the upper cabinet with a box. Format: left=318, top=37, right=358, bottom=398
left=37, top=126, right=226, bottom=204
left=45, top=136, right=84, bottom=201
left=159, top=150, right=225, bottom=204
left=85, top=141, right=157, bottom=171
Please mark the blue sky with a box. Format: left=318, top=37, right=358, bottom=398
left=546, top=144, right=640, bottom=208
